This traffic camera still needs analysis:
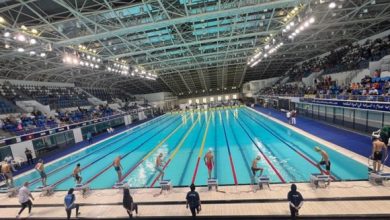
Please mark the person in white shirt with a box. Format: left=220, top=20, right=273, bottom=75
left=16, top=182, right=34, bottom=218
left=286, top=111, right=291, bottom=124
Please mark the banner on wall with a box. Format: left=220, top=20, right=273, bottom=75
left=300, top=98, right=390, bottom=112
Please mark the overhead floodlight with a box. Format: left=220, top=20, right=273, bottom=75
left=329, top=2, right=336, bottom=9
left=309, top=17, right=315, bottom=23
left=0, top=16, right=5, bottom=23
left=299, top=26, right=304, bottom=31
left=4, top=32, right=10, bottom=37
left=21, top=25, right=27, bottom=30
left=289, top=22, right=294, bottom=26
left=40, top=52, right=46, bottom=57
left=30, top=38, right=37, bottom=45
left=288, top=35, right=293, bottom=39
left=29, top=51, right=36, bottom=55
left=80, top=61, right=84, bottom=66
left=16, top=34, right=26, bottom=42
left=5, top=44, right=10, bottom=49
left=31, top=29, right=38, bottom=34
left=304, top=21, right=309, bottom=27
left=17, top=48, right=24, bottom=52
left=264, top=45, right=270, bottom=50
left=264, top=53, right=268, bottom=58
left=72, top=58, right=78, bottom=65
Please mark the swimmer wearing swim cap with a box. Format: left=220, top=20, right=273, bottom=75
left=204, top=148, right=214, bottom=179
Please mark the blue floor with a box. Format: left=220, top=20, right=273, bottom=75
left=12, top=117, right=157, bottom=177
left=252, top=106, right=390, bottom=167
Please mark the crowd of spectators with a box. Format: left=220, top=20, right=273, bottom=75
left=284, top=35, right=390, bottom=82
left=1, top=105, right=117, bottom=135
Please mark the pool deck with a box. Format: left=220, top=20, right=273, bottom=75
left=2, top=108, right=390, bottom=219
left=1, top=181, right=390, bottom=219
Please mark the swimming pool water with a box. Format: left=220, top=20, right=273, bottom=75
left=13, top=107, right=369, bottom=190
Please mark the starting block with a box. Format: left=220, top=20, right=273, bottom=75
left=113, top=181, right=128, bottom=189
left=207, top=178, right=218, bottom=191
left=258, top=176, right=270, bottom=189
left=37, top=185, right=54, bottom=196
left=160, top=180, right=172, bottom=193
left=310, top=173, right=330, bottom=188
left=0, top=187, right=19, bottom=197
left=75, top=183, right=90, bottom=197
left=369, top=172, right=390, bottom=185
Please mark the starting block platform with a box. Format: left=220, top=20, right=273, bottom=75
left=258, top=176, right=270, bottom=189
left=36, top=185, right=54, bottom=196
left=310, top=173, right=330, bottom=188
left=113, top=181, right=128, bottom=189
left=160, top=180, right=172, bottom=193
left=369, top=172, right=390, bottom=185
left=75, top=183, right=91, bottom=196
left=207, top=178, right=218, bottom=191
left=0, top=187, right=19, bottom=197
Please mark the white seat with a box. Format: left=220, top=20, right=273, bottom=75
left=207, top=178, right=218, bottom=191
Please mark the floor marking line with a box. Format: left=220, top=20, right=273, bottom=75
left=191, top=113, right=212, bottom=184
left=117, top=114, right=193, bottom=185
left=149, top=113, right=202, bottom=187
left=220, top=110, right=238, bottom=185
left=49, top=115, right=183, bottom=188
left=243, top=109, right=338, bottom=180
left=27, top=115, right=172, bottom=186
left=234, top=112, right=286, bottom=183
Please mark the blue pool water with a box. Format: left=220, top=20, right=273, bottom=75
left=13, top=107, right=369, bottom=190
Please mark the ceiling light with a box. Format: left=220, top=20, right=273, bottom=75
left=80, top=61, right=84, bottom=66
left=4, top=32, right=10, bottom=37
left=17, top=48, right=24, bottom=52
left=40, top=52, right=46, bottom=57
left=72, top=58, right=78, bottom=65
left=31, top=29, right=38, bottom=34
left=16, top=34, right=26, bottom=42
left=87, top=55, right=91, bottom=60
left=0, top=16, right=5, bottom=23
left=30, top=38, right=37, bottom=45
left=21, top=25, right=27, bottom=30
left=29, top=51, right=36, bottom=55
left=95, top=64, right=99, bottom=68
left=289, top=22, right=294, bottom=26
left=5, top=44, right=10, bottom=49
left=329, top=2, right=336, bottom=9
left=304, top=21, right=309, bottom=27
left=309, top=17, right=315, bottom=23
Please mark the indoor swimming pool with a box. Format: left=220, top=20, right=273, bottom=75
left=13, top=107, right=369, bottom=191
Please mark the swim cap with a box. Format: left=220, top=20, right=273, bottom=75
left=314, top=146, right=321, bottom=152
left=209, top=148, right=212, bottom=152
left=256, top=155, right=261, bottom=160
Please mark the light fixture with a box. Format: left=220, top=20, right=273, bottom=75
left=17, top=48, right=24, bottom=52
left=31, top=29, right=38, bottom=34
left=29, top=51, right=36, bottom=55
left=21, top=25, right=27, bottom=30
left=40, top=52, right=46, bottom=57
left=30, top=38, right=37, bottom=45
left=4, top=32, right=10, bottom=37
left=309, top=17, right=315, bottom=23
left=16, top=34, right=26, bottom=42
left=5, top=44, right=10, bottom=49
left=0, top=16, right=5, bottom=23
left=329, top=2, right=336, bottom=9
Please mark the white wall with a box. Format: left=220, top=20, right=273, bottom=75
left=10, top=140, right=36, bottom=161
left=134, top=92, right=176, bottom=102
left=73, top=128, right=83, bottom=143
left=242, top=77, right=279, bottom=97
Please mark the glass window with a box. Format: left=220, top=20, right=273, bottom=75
left=367, top=111, right=383, bottom=131
left=210, top=97, right=214, bottom=102
left=202, top=98, right=207, bottom=103
left=325, top=106, right=334, bottom=122
left=233, top=94, right=237, bottom=99
left=188, top=99, right=192, bottom=104
left=384, top=113, right=390, bottom=128
left=225, top=95, right=229, bottom=100
left=334, top=107, right=343, bottom=125
left=195, top=99, right=199, bottom=104
left=0, top=146, right=12, bottom=161
left=218, top=96, right=222, bottom=101
left=354, top=109, right=367, bottom=131
left=344, top=108, right=354, bottom=128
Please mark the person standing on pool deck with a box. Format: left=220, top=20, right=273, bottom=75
left=251, top=155, right=264, bottom=177
left=25, top=148, right=34, bottom=165
left=371, top=138, right=387, bottom=173
left=204, top=148, right=214, bottom=179
left=186, top=184, right=201, bottom=217
left=314, top=147, right=331, bottom=175
left=291, top=110, right=297, bottom=125
left=35, top=159, right=47, bottom=187
left=287, top=183, right=304, bottom=219
left=64, top=188, right=80, bottom=220
left=73, top=163, right=82, bottom=184
left=113, top=156, right=123, bottom=182
left=156, top=153, right=165, bottom=181
left=16, top=182, right=34, bottom=218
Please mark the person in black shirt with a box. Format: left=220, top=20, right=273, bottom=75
left=186, top=184, right=201, bottom=217
left=287, top=184, right=304, bottom=219
left=25, top=148, right=34, bottom=165
left=123, top=188, right=138, bottom=218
